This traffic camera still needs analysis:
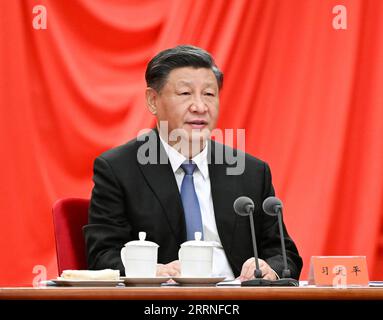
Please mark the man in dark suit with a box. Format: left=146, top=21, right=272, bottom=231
left=84, top=45, right=302, bottom=280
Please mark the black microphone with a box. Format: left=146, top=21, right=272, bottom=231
left=233, top=197, right=263, bottom=280
left=262, top=196, right=299, bottom=286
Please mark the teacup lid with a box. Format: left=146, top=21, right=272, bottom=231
left=180, top=232, right=215, bottom=247
left=124, top=232, right=159, bottom=247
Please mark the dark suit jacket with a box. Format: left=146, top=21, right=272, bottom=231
left=84, top=130, right=303, bottom=279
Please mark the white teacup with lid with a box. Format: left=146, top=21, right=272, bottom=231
left=120, top=232, right=159, bottom=277
left=178, top=232, right=215, bottom=277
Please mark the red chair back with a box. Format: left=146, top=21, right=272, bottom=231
left=52, top=198, right=89, bottom=274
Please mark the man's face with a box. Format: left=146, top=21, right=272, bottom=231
left=146, top=67, right=219, bottom=149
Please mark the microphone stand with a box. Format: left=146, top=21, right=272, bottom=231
left=274, top=206, right=299, bottom=285
left=249, top=209, right=263, bottom=279
left=277, top=206, right=291, bottom=279
left=241, top=206, right=299, bottom=287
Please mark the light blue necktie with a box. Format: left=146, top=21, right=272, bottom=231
left=180, top=161, right=204, bottom=240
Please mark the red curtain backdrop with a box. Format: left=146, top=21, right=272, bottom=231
left=1, top=0, right=382, bottom=286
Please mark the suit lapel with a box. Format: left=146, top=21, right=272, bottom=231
left=136, top=130, right=186, bottom=244
left=208, top=140, right=238, bottom=254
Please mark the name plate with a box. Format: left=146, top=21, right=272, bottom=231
left=308, top=256, right=369, bottom=286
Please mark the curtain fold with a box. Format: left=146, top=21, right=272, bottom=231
left=1, top=0, right=382, bottom=285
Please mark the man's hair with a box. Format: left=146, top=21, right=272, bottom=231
left=145, top=45, right=223, bottom=92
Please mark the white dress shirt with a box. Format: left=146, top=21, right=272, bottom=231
left=159, top=135, right=235, bottom=280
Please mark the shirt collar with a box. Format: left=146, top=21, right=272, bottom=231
left=158, top=133, right=209, bottom=180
